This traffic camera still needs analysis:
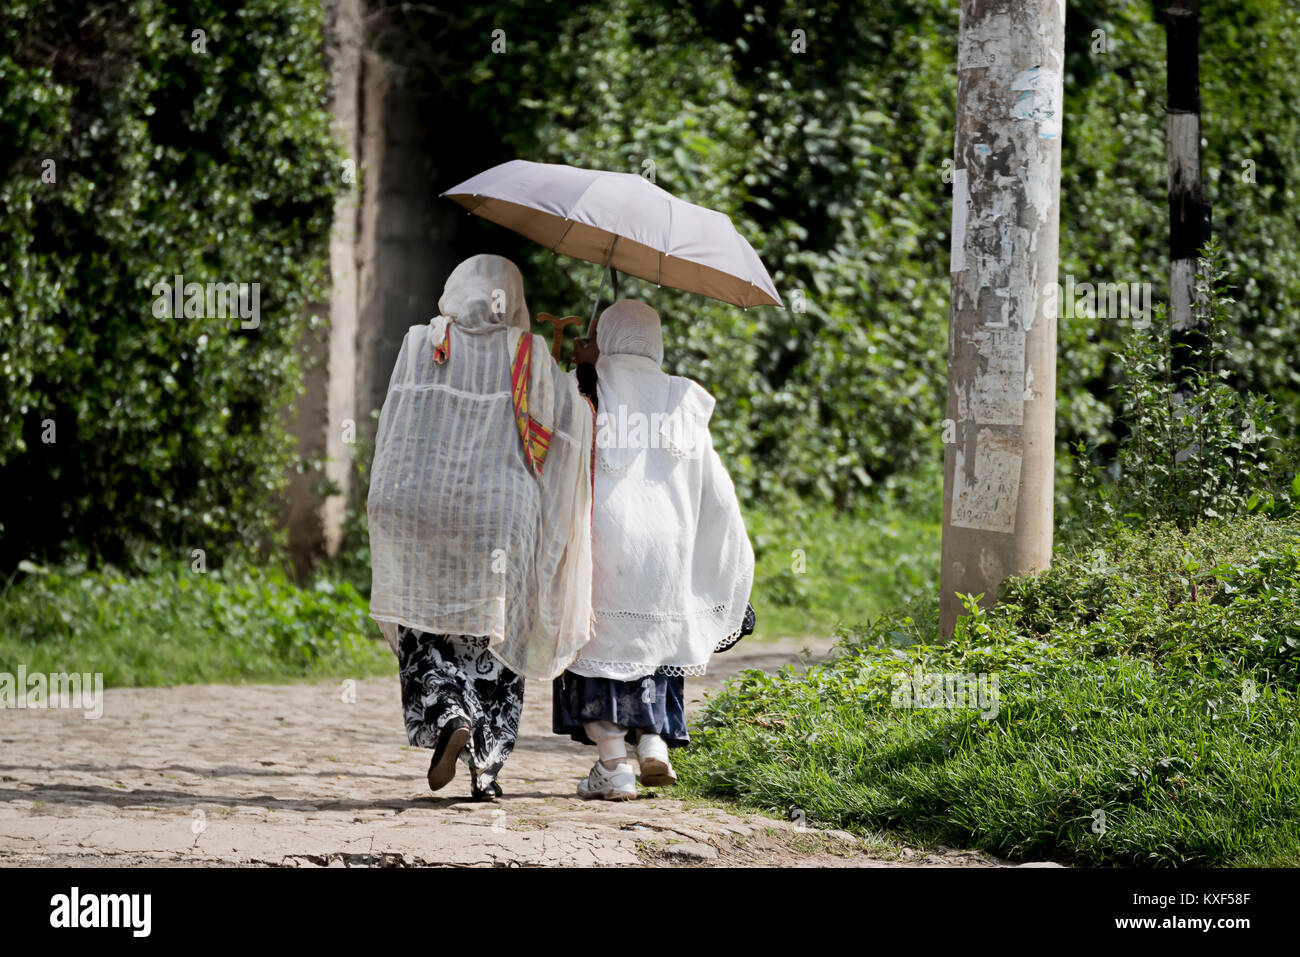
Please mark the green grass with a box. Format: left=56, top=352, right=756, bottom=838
left=745, top=479, right=941, bottom=639
left=676, top=514, right=1300, bottom=866
left=0, top=556, right=391, bottom=687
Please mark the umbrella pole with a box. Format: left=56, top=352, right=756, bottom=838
left=585, top=238, right=620, bottom=339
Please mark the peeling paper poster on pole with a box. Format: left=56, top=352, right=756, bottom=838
left=1010, top=67, right=1062, bottom=139
left=967, top=326, right=1026, bottom=426
left=957, top=13, right=1013, bottom=70
left=950, top=167, right=968, bottom=273
left=950, top=428, right=1022, bottom=534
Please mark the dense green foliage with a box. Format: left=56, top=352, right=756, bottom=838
left=678, top=515, right=1300, bottom=865
left=0, top=556, right=389, bottom=685
left=0, top=0, right=342, bottom=568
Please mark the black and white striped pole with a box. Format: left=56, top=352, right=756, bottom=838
left=1166, top=0, right=1212, bottom=392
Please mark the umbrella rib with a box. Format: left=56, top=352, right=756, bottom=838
left=666, top=196, right=673, bottom=262
left=732, top=229, right=746, bottom=306
left=661, top=197, right=671, bottom=286
left=585, top=236, right=620, bottom=334
left=550, top=218, right=575, bottom=253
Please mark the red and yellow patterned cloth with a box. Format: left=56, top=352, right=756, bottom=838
left=510, top=332, right=553, bottom=475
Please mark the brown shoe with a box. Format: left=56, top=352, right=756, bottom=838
left=427, top=719, right=470, bottom=792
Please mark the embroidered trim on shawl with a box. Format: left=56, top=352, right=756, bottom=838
left=712, top=621, right=745, bottom=653
left=569, top=656, right=709, bottom=678
left=593, top=603, right=728, bottom=622
left=583, top=395, right=596, bottom=524
left=510, top=333, right=552, bottom=475
left=597, top=455, right=635, bottom=477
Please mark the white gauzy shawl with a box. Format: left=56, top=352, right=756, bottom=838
left=367, top=254, right=595, bottom=681
left=569, top=299, right=755, bottom=679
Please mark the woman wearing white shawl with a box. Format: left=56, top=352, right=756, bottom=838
left=368, top=254, right=594, bottom=799
left=554, top=299, right=755, bottom=800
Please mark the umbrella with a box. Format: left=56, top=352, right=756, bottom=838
left=441, top=160, right=782, bottom=352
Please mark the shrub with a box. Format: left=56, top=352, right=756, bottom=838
left=0, top=0, right=343, bottom=569
left=1073, top=241, right=1294, bottom=530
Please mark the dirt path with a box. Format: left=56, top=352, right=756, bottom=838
left=0, top=637, right=1006, bottom=867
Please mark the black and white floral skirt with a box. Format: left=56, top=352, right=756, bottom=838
left=396, top=627, right=524, bottom=794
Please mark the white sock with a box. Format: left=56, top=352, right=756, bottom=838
left=636, top=732, right=669, bottom=763
left=585, top=721, right=628, bottom=765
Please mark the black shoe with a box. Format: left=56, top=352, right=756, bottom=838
left=427, top=718, right=470, bottom=793
left=470, top=780, right=503, bottom=801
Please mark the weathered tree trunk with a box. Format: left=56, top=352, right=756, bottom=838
left=1166, top=0, right=1211, bottom=388
left=939, top=0, right=1064, bottom=637
left=284, top=0, right=366, bottom=576
left=286, top=0, right=476, bottom=573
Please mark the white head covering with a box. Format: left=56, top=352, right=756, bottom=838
left=596, top=298, right=663, bottom=364
left=595, top=300, right=677, bottom=475
left=574, top=299, right=754, bottom=679
left=432, top=253, right=530, bottom=337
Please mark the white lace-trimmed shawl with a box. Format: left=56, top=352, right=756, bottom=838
left=367, top=255, right=595, bottom=681
left=569, top=299, right=755, bottom=679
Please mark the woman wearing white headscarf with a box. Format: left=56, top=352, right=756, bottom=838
left=368, top=254, right=594, bottom=800
left=554, top=299, right=755, bottom=800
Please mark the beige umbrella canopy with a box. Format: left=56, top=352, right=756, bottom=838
left=441, top=160, right=783, bottom=314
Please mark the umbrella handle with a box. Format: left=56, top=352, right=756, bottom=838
left=538, top=313, right=583, bottom=360
left=585, top=268, right=619, bottom=344
left=585, top=237, right=620, bottom=337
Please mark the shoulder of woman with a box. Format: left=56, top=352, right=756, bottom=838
left=667, top=376, right=716, bottom=424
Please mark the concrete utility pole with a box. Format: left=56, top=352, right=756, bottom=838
left=1166, top=0, right=1211, bottom=388
left=939, top=0, right=1065, bottom=637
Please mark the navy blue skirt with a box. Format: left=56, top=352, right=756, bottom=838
left=552, top=671, right=689, bottom=748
